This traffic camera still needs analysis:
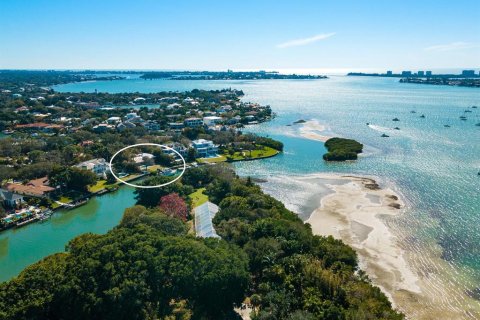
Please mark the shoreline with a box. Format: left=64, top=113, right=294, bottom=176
left=294, top=173, right=478, bottom=319
left=297, top=119, right=331, bottom=142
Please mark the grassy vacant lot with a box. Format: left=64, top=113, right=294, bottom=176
left=189, top=188, right=208, bottom=208
left=88, top=173, right=144, bottom=193
left=147, top=164, right=162, bottom=173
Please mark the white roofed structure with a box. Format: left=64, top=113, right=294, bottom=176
left=194, top=201, right=220, bottom=238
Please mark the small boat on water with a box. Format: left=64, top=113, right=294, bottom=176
left=2, top=130, right=14, bottom=135
left=464, top=110, right=472, bottom=113
left=392, top=118, right=400, bottom=121
left=475, top=123, right=480, bottom=126
left=410, top=110, right=416, bottom=113
left=472, top=106, right=478, bottom=109
left=394, top=127, right=400, bottom=130
left=444, top=125, right=451, bottom=128
left=420, top=114, right=425, bottom=118
left=381, top=134, right=389, bottom=137
left=65, top=199, right=89, bottom=210
left=460, top=116, right=467, bottom=120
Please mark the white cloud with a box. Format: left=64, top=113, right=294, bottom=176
left=277, top=32, right=336, bottom=48
left=424, top=42, right=480, bottom=52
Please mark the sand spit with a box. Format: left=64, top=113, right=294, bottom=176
left=303, top=174, right=478, bottom=319
left=298, top=119, right=331, bottom=142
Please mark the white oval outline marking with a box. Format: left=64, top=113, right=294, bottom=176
left=108, top=143, right=186, bottom=189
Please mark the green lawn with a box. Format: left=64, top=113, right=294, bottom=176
left=121, top=173, right=143, bottom=182
left=59, top=196, right=72, bottom=203
left=226, top=146, right=279, bottom=161
left=88, top=173, right=144, bottom=194
left=189, top=188, right=208, bottom=208
left=196, top=146, right=279, bottom=163
left=147, top=164, right=163, bottom=173
left=197, top=155, right=227, bottom=163
left=88, top=180, right=108, bottom=193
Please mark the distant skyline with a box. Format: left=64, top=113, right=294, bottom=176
left=0, top=0, right=479, bottom=71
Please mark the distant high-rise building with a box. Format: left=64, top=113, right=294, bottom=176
left=462, top=70, right=475, bottom=77
left=426, top=71, right=432, bottom=76
left=417, top=71, right=424, bottom=77
left=386, top=71, right=393, bottom=76
left=401, top=71, right=412, bottom=76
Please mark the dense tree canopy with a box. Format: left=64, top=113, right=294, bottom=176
left=323, top=137, right=363, bottom=161
left=0, top=207, right=249, bottom=320
left=49, top=166, right=98, bottom=191
left=0, top=164, right=403, bottom=320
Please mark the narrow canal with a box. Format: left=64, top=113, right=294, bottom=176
left=0, top=186, right=136, bottom=282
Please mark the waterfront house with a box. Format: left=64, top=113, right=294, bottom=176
left=5, top=177, right=55, bottom=198
left=133, top=153, right=155, bottom=164
left=0, top=189, right=24, bottom=208
left=75, top=158, right=108, bottom=177
left=164, top=142, right=188, bottom=159
left=184, top=117, right=203, bottom=127
left=191, top=139, right=218, bottom=158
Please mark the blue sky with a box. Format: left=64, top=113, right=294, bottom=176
left=0, top=0, right=479, bottom=71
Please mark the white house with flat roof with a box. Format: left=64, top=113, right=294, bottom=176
left=191, top=139, right=218, bottom=158
left=75, top=158, right=108, bottom=176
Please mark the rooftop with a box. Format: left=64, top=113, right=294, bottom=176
left=194, top=201, right=220, bottom=238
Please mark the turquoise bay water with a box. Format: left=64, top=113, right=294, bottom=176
left=0, top=186, right=136, bottom=281
left=2, top=77, right=479, bottom=310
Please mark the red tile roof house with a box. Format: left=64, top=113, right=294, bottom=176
left=5, top=177, right=55, bottom=198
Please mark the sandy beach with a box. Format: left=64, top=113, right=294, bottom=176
left=298, top=119, right=331, bottom=142
left=301, top=174, right=479, bottom=319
